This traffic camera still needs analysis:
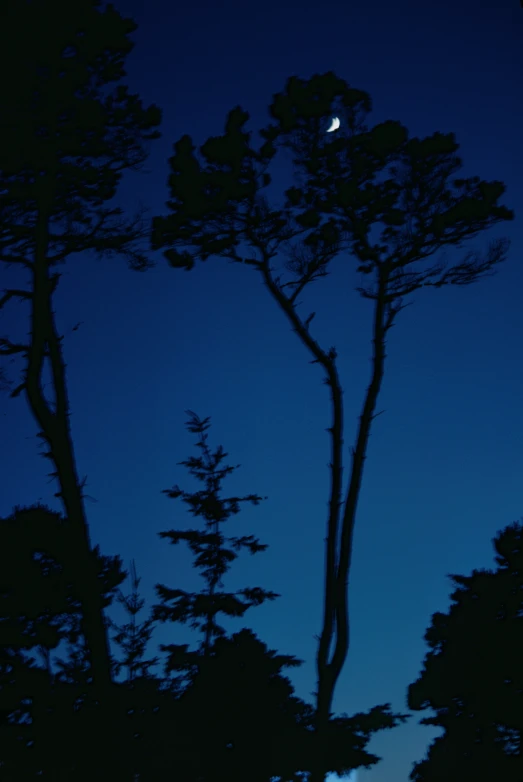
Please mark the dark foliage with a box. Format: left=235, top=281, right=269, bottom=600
left=2, top=1, right=514, bottom=780
left=108, top=559, right=160, bottom=682
left=0, top=0, right=162, bottom=706
left=171, top=627, right=406, bottom=782
left=0, top=503, right=127, bottom=779
left=408, top=520, right=523, bottom=781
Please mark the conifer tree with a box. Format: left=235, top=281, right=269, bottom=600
left=152, top=410, right=279, bottom=683
left=108, top=559, right=159, bottom=684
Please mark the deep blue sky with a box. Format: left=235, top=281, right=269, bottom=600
left=2, top=1, right=523, bottom=780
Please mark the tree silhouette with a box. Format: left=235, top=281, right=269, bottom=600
left=105, top=559, right=165, bottom=781
left=0, top=498, right=405, bottom=781
left=152, top=410, right=279, bottom=683
left=108, top=559, right=160, bottom=683
left=0, top=503, right=127, bottom=779
left=151, top=70, right=514, bottom=782
left=147, top=411, right=406, bottom=781
left=171, top=627, right=406, bottom=782
left=0, top=502, right=182, bottom=781
left=408, top=520, right=523, bottom=781
left=0, top=0, right=161, bottom=709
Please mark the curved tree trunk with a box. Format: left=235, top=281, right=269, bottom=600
left=27, top=187, right=113, bottom=696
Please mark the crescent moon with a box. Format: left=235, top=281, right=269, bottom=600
left=326, top=116, right=340, bottom=133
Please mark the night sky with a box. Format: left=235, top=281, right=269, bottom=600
left=2, top=1, right=523, bottom=780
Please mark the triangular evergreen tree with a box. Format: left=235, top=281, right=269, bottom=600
left=153, top=410, right=279, bottom=683
left=108, top=559, right=159, bottom=684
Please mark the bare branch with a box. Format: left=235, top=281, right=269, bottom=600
left=280, top=229, right=341, bottom=306
left=255, top=251, right=335, bottom=376
left=0, top=337, right=29, bottom=355
left=0, top=288, right=32, bottom=310
left=45, top=209, right=116, bottom=264
left=305, top=312, right=316, bottom=330
left=46, top=205, right=153, bottom=271
left=0, top=254, right=33, bottom=269
left=423, top=237, right=509, bottom=288
left=0, top=366, right=12, bottom=393
left=10, top=382, right=25, bottom=398
left=384, top=300, right=411, bottom=330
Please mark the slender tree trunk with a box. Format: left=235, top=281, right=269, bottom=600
left=310, top=271, right=391, bottom=782
left=203, top=513, right=220, bottom=656
left=26, top=186, right=113, bottom=697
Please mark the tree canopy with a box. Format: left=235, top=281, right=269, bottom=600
left=0, top=2, right=518, bottom=780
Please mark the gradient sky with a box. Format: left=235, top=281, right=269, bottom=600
left=2, top=1, right=523, bottom=780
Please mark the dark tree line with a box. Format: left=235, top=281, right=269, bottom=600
left=0, top=413, right=402, bottom=781
left=0, top=0, right=517, bottom=780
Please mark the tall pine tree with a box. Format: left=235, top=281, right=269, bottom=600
left=0, top=0, right=161, bottom=708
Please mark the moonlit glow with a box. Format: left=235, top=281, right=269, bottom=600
left=326, top=116, right=340, bottom=132
left=326, top=771, right=357, bottom=782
